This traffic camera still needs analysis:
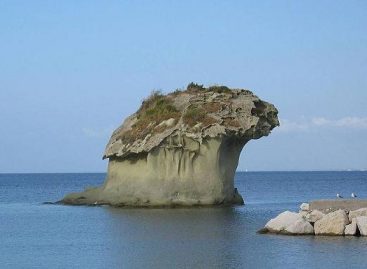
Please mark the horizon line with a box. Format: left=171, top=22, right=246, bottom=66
left=0, top=169, right=366, bottom=174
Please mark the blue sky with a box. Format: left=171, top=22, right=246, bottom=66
left=0, top=1, right=366, bottom=172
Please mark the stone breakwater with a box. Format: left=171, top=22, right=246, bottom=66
left=260, top=201, right=367, bottom=236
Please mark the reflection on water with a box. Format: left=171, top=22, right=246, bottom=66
left=104, top=207, right=244, bottom=268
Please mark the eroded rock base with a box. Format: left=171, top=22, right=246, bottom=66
left=61, top=137, right=245, bottom=207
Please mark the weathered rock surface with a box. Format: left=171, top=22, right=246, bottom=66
left=265, top=211, right=300, bottom=232
left=349, top=208, right=367, bottom=222
left=265, top=211, right=313, bottom=235
left=314, top=209, right=349, bottom=235
left=344, top=218, right=357, bottom=236
left=299, top=210, right=308, bottom=217
left=356, top=216, right=367, bottom=236
left=61, top=84, right=279, bottom=207
left=305, top=210, right=325, bottom=223
left=285, top=219, right=314, bottom=235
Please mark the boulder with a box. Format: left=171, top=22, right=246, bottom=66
left=314, top=209, right=349, bottom=235
left=344, top=218, right=357, bottom=236
left=299, top=210, right=308, bottom=217
left=265, top=211, right=299, bottom=232
left=356, top=216, right=367, bottom=236
left=265, top=211, right=313, bottom=235
left=300, top=203, right=310, bottom=211
left=305, top=210, right=325, bottom=223
left=285, top=219, right=314, bottom=235
left=348, top=208, right=367, bottom=222
left=61, top=84, right=279, bottom=207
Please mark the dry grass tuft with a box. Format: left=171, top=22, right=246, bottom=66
left=183, top=105, right=217, bottom=127
left=202, top=102, right=222, bottom=113
left=117, top=91, right=180, bottom=143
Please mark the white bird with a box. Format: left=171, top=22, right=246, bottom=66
left=351, top=193, right=357, bottom=198
left=336, top=193, right=343, bottom=198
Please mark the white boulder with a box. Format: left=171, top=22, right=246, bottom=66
left=285, top=219, right=314, bottom=234
left=356, top=216, right=367, bottom=236
left=265, top=211, right=314, bottom=234
left=348, top=208, right=367, bottom=222
left=299, top=210, right=308, bottom=217
left=314, top=209, right=349, bottom=235
left=300, top=203, right=310, bottom=211
left=344, top=218, right=357, bottom=236
left=305, top=210, right=325, bottom=223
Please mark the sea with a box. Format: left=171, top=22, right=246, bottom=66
left=1, top=171, right=367, bottom=269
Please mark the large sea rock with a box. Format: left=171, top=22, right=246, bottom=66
left=61, top=83, right=279, bottom=207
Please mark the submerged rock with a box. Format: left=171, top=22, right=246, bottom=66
left=61, top=83, right=279, bottom=207
left=314, top=209, right=349, bottom=235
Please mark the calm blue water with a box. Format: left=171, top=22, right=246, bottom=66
left=1, top=171, right=367, bottom=269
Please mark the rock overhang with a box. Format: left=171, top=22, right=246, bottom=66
left=103, top=84, right=279, bottom=161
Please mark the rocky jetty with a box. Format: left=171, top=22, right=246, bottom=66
left=61, top=83, right=279, bottom=207
left=261, top=202, right=367, bottom=236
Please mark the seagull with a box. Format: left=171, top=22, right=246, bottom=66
left=351, top=193, right=357, bottom=198
left=336, top=193, right=343, bottom=198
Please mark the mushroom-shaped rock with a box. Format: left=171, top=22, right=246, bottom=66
left=314, top=209, right=349, bottom=235
left=61, top=84, right=279, bottom=207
